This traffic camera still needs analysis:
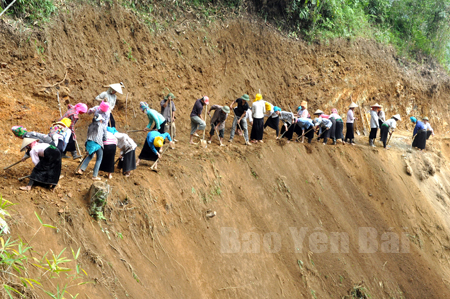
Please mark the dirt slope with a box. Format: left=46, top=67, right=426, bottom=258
left=1, top=3, right=450, bottom=298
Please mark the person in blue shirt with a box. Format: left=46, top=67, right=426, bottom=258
left=137, top=131, right=174, bottom=170
left=140, top=102, right=167, bottom=134
left=294, top=118, right=314, bottom=143
left=411, top=116, right=427, bottom=150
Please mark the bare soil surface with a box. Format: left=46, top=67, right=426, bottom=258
left=1, top=4, right=450, bottom=298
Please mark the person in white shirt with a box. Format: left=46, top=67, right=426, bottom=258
left=369, top=103, right=381, bottom=147
left=423, top=117, right=435, bottom=139
left=380, top=114, right=401, bottom=149
left=345, top=102, right=358, bottom=145
left=95, top=83, right=123, bottom=128
left=19, top=138, right=62, bottom=191
left=250, top=94, right=266, bottom=143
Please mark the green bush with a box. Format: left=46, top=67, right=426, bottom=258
left=2, top=0, right=56, bottom=22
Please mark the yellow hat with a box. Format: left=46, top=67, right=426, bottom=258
left=254, top=94, right=262, bottom=102
left=59, top=118, right=72, bottom=128
left=301, top=101, right=307, bottom=108
left=153, top=136, right=164, bottom=148
left=265, top=102, right=273, bottom=111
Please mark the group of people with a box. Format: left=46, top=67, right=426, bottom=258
left=12, top=84, right=175, bottom=191
left=11, top=86, right=435, bottom=192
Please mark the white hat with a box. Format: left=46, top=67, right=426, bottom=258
left=109, top=83, right=123, bottom=94
left=314, top=109, right=324, bottom=115
left=20, top=138, right=37, bottom=152
left=392, top=114, right=401, bottom=121
left=349, top=102, right=358, bottom=108
left=371, top=103, right=382, bottom=108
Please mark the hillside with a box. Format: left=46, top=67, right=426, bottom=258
left=1, top=3, right=450, bottom=298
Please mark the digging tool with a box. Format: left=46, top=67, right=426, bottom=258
left=74, top=139, right=82, bottom=161
left=0, top=0, right=17, bottom=18
left=200, top=105, right=208, bottom=148
left=57, top=91, right=62, bottom=118
left=295, top=127, right=314, bottom=143
left=4, top=158, right=27, bottom=170
left=214, top=125, right=223, bottom=146
left=150, top=145, right=170, bottom=171
left=127, top=129, right=148, bottom=133
left=18, top=175, right=30, bottom=181
left=386, top=132, right=394, bottom=146
left=277, top=122, right=295, bottom=145
left=75, top=153, right=89, bottom=173
left=125, top=92, right=129, bottom=127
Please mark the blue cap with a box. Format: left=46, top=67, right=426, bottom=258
left=410, top=116, right=417, bottom=123
left=107, top=127, right=118, bottom=134
left=274, top=106, right=281, bottom=112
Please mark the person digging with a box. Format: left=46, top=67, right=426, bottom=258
left=208, top=105, right=230, bottom=146
left=189, top=96, right=209, bottom=145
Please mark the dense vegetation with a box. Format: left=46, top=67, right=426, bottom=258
left=0, top=0, right=449, bottom=65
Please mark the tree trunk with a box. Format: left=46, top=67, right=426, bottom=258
left=87, top=181, right=110, bottom=220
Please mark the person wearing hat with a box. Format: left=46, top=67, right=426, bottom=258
left=423, top=117, right=435, bottom=139
left=380, top=114, right=401, bottom=149
left=59, top=103, right=87, bottom=159
left=294, top=118, right=314, bottom=143
left=19, top=138, right=62, bottom=191
left=190, top=96, right=209, bottom=145
left=250, top=94, right=266, bottom=143
left=11, top=126, right=52, bottom=144
left=140, top=102, right=166, bottom=134
left=410, top=117, right=427, bottom=150
left=208, top=105, right=230, bottom=146
left=76, top=114, right=107, bottom=180
left=48, top=118, right=72, bottom=153
left=369, top=104, right=381, bottom=147
left=95, top=83, right=123, bottom=128
left=88, top=101, right=111, bottom=129
left=297, top=101, right=310, bottom=119
left=313, top=109, right=329, bottom=118
left=329, top=108, right=345, bottom=145
left=279, top=109, right=295, bottom=142
left=229, top=94, right=251, bottom=145
left=99, top=127, right=118, bottom=179
left=314, top=117, right=332, bottom=145
left=113, top=129, right=138, bottom=177
left=160, top=93, right=177, bottom=142
left=264, top=105, right=280, bottom=137
left=345, top=102, right=358, bottom=145
left=137, top=131, right=174, bottom=170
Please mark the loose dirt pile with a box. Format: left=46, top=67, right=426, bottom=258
left=2, top=4, right=450, bottom=298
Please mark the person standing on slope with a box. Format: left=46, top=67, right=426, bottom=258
left=137, top=131, right=174, bottom=170
left=423, top=117, right=435, bottom=139
left=377, top=106, right=385, bottom=140
left=229, top=94, right=251, bottom=145
left=264, top=105, right=280, bottom=137
left=189, top=96, right=209, bottom=145
left=329, top=108, right=345, bottom=145
left=140, top=102, right=166, bottom=134
left=161, top=93, right=177, bottom=142
left=411, top=117, right=427, bottom=150
left=95, top=83, right=123, bottom=128
left=208, top=105, right=230, bottom=146
left=59, top=103, right=88, bottom=159
left=369, top=103, right=381, bottom=147
left=345, top=102, right=358, bottom=145
left=297, top=101, right=309, bottom=119
left=278, top=109, right=295, bottom=142
left=294, top=117, right=314, bottom=143
left=113, top=129, right=137, bottom=177
left=250, top=94, right=266, bottom=143
left=380, top=114, right=401, bottom=149
left=19, top=138, right=62, bottom=192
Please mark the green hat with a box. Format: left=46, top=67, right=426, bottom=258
left=241, top=94, right=250, bottom=101
left=165, top=93, right=175, bottom=100
left=222, top=106, right=230, bottom=114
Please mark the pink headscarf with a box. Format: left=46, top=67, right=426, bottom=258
left=99, top=101, right=110, bottom=112
left=331, top=108, right=338, bottom=114
left=74, top=103, right=88, bottom=114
